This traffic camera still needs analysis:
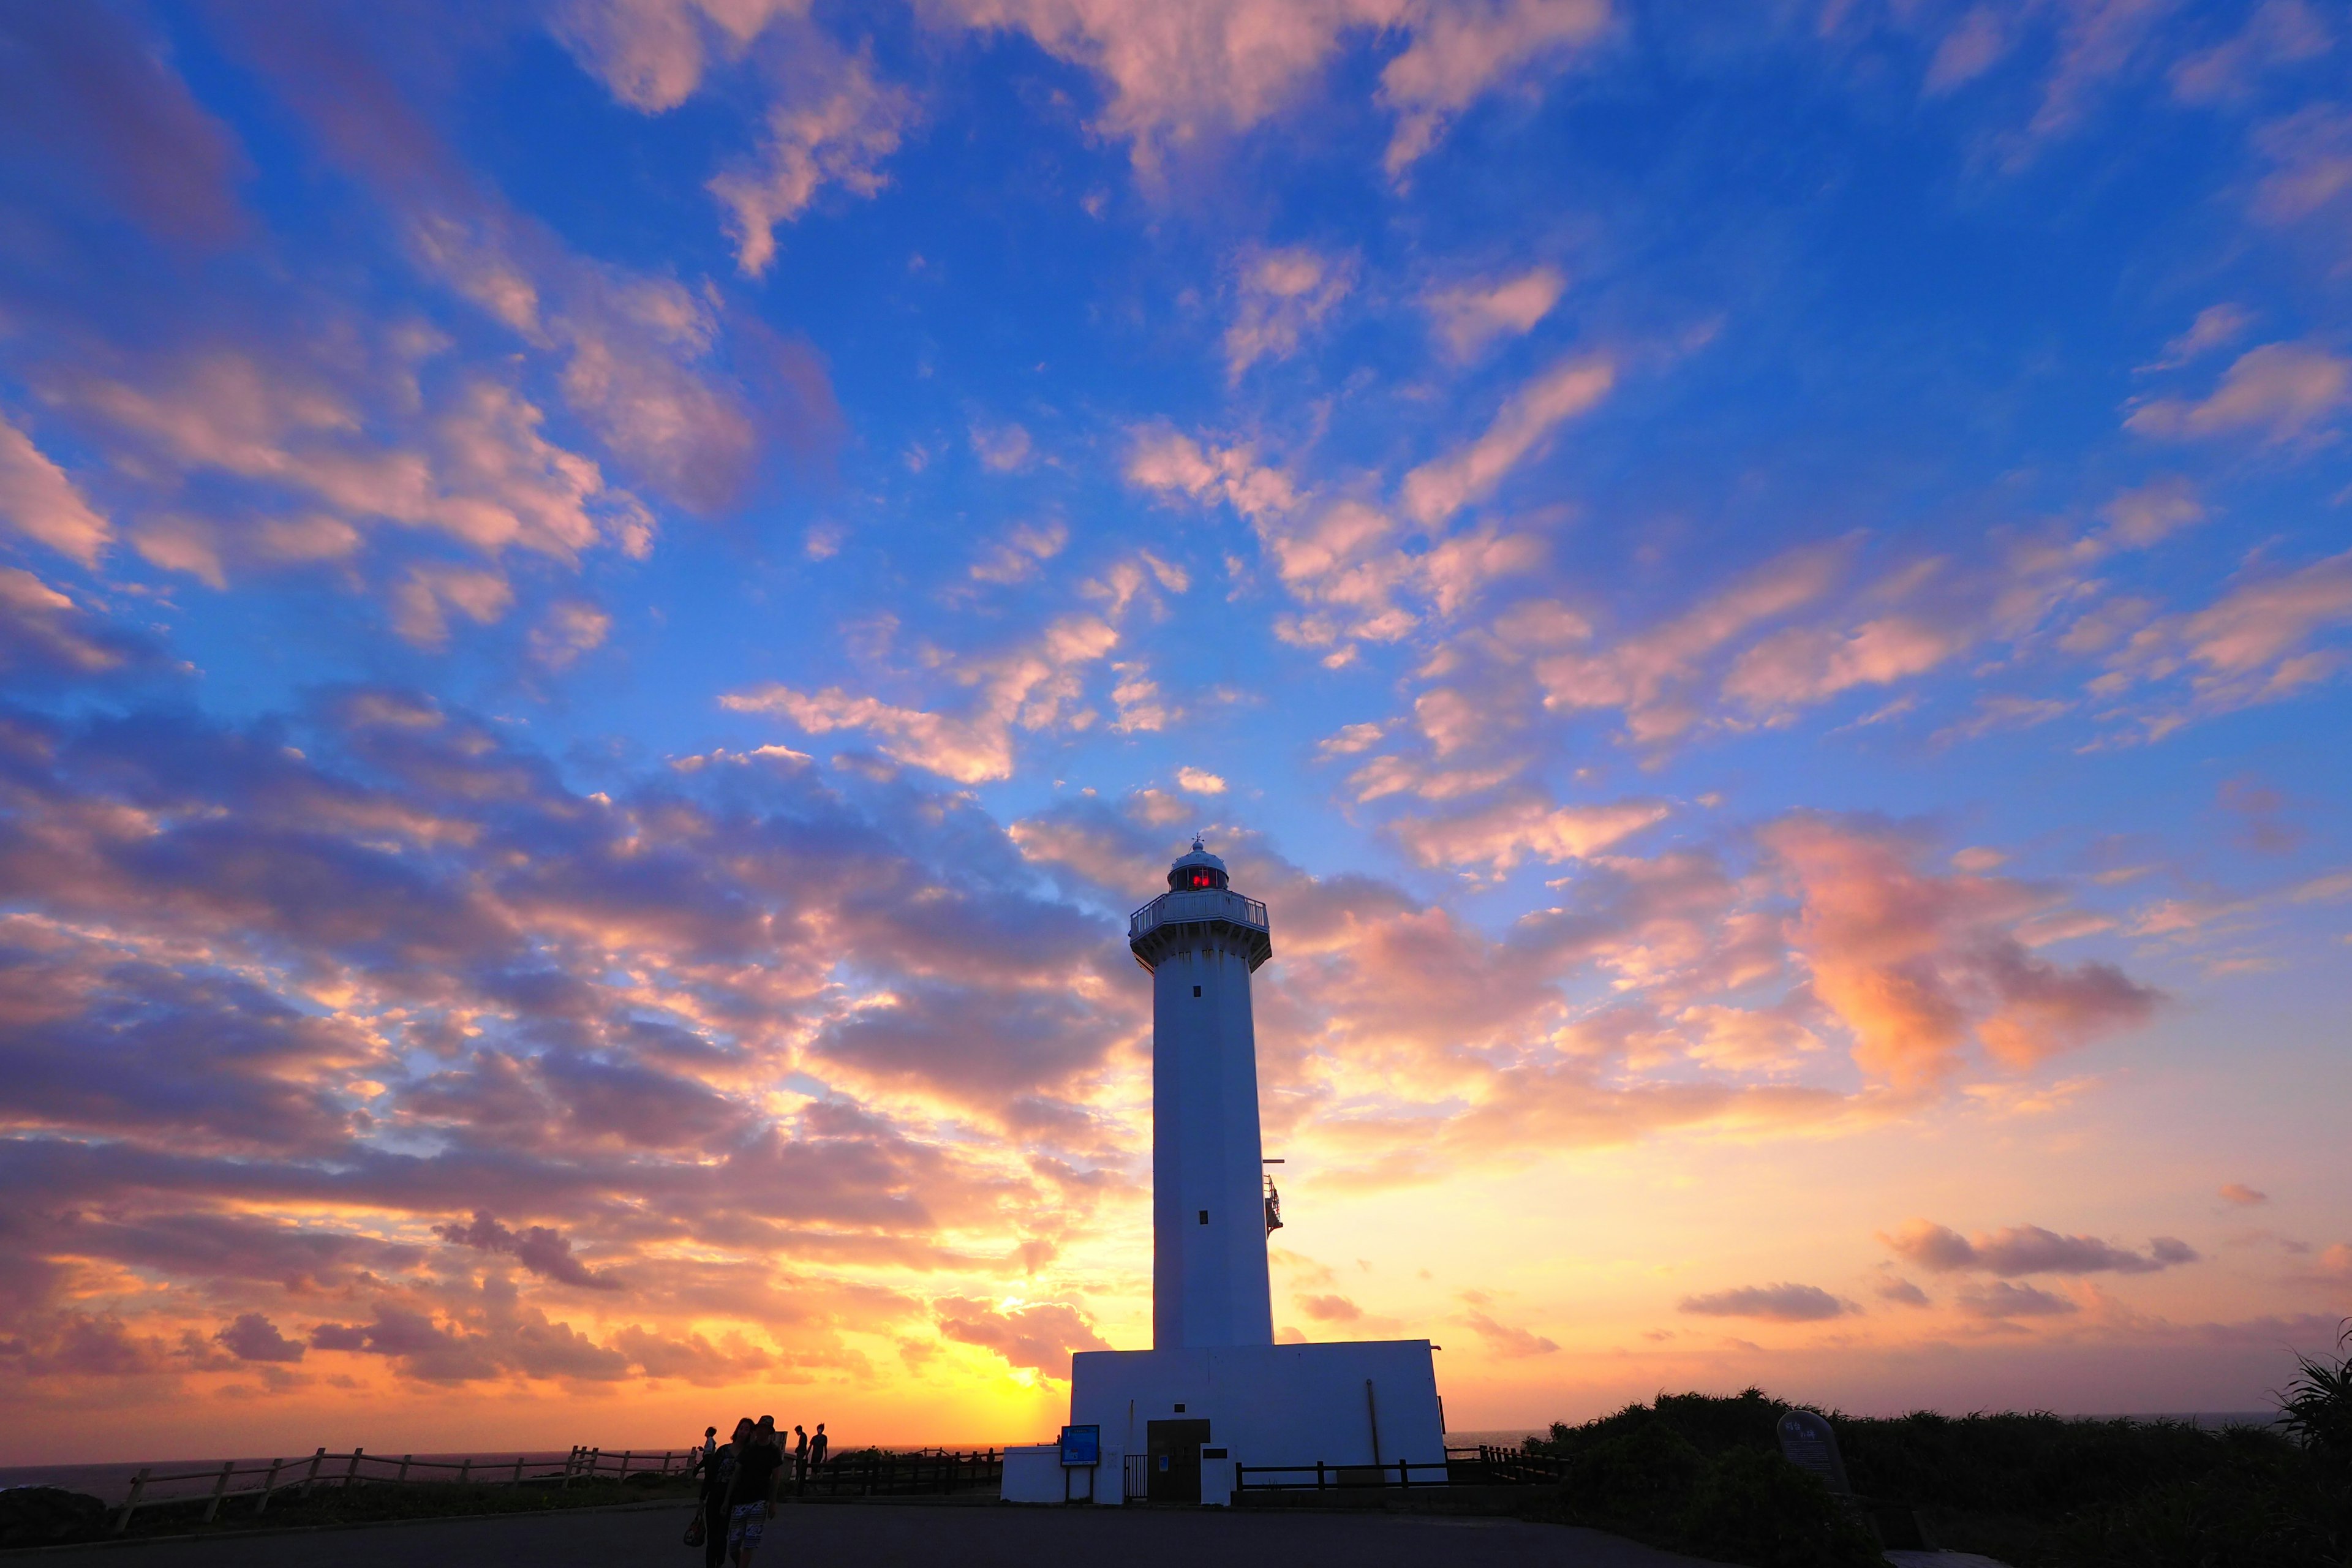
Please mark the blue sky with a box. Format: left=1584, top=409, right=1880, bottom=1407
left=0, top=0, right=2347, bottom=1457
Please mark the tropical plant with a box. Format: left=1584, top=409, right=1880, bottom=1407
left=2278, top=1319, right=2352, bottom=1461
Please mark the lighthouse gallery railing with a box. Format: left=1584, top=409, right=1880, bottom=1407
left=1128, top=888, right=1268, bottom=941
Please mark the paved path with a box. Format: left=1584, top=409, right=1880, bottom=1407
left=47, top=1499, right=1728, bottom=1566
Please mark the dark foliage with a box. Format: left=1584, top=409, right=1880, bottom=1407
left=0, top=1487, right=108, bottom=1547
left=1536, top=1403, right=1878, bottom=1568
left=2282, top=1321, right=2352, bottom=1462
left=1532, top=1384, right=2352, bottom=1568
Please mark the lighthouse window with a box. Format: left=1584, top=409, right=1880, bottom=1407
left=1193, top=986, right=1201, bottom=997
left=1198, top=1210, right=1208, bottom=1225
left=1184, top=867, right=1218, bottom=889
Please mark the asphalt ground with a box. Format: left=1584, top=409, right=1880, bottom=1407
left=38, top=1499, right=1727, bottom=1566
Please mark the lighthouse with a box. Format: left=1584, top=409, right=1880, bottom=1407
left=1052, top=839, right=1446, bottom=1506
left=1133, top=837, right=1275, bottom=1349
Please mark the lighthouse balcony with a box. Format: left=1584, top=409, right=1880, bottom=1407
left=1128, top=888, right=1272, bottom=972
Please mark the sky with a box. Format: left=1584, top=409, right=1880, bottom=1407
left=0, top=0, right=2348, bottom=1466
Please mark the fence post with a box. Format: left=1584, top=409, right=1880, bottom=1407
left=256, top=1458, right=284, bottom=1517
left=112, top=1467, right=149, bottom=1534
left=620, top=1449, right=632, bottom=1480
left=396, top=1454, right=412, bottom=1484
left=202, top=1459, right=236, bottom=1523
left=512, top=1455, right=525, bottom=1485
left=1397, top=1457, right=1410, bottom=1490
left=1316, top=1460, right=1326, bottom=1491
left=457, top=1458, right=471, bottom=1485
left=301, top=1446, right=325, bottom=1496
left=345, top=1449, right=364, bottom=1488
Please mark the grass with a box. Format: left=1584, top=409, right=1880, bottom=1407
left=1523, top=1338, right=2352, bottom=1568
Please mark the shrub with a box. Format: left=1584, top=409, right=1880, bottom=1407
left=1555, top=1418, right=1706, bottom=1524
left=1681, top=1446, right=1880, bottom=1568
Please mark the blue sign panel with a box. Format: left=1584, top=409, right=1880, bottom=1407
left=1058, top=1423, right=1100, bottom=1468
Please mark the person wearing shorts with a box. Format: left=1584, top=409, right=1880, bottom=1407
left=723, top=1420, right=785, bottom=1567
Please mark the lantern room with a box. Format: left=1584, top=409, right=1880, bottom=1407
left=1166, top=837, right=1229, bottom=892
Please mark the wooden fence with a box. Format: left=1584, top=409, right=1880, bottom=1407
left=109, top=1444, right=696, bottom=1534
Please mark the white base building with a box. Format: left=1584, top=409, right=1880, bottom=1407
left=1070, top=1339, right=1444, bottom=1503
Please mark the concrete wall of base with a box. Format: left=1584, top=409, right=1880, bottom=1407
left=1070, top=1338, right=1443, bottom=1480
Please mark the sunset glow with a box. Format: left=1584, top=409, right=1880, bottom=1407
left=1, top=0, right=2348, bottom=1466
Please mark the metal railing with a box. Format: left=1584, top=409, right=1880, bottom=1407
left=108, top=1444, right=693, bottom=1534
left=1235, top=1458, right=1450, bottom=1491
left=785, top=1448, right=1001, bottom=1498
left=1233, top=1446, right=1564, bottom=1494
left=1128, top=889, right=1269, bottom=941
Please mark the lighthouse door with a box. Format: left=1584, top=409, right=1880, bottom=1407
left=1144, top=1419, right=1211, bottom=1503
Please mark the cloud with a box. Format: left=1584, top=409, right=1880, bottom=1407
left=933, top=1295, right=1108, bottom=1374
left=970, top=520, right=1065, bottom=582
left=551, top=0, right=812, bottom=112
left=1463, top=1306, right=1559, bottom=1355
left=1176, top=767, right=1227, bottom=795
left=2090, top=549, right=2352, bottom=736
left=0, top=2, right=249, bottom=245
left=2169, top=1, right=2331, bottom=105
left=2143, top=307, right=2255, bottom=372
left=1883, top=1219, right=2197, bottom=1276
left=1401, top=352, right=1615, bottom=524
left=2128, top=342, right=2352, bottom=443
left=1534, top=544, right=1841, bottom=745
left=2220, top=1183, right=2269, bottom=1207
left=1956, top=1280, right=2077, bottom=1319
left=1225, top=246, right=1357, bottom=377
left=925, top=0, right=1604, bottom=178
left=1389, top=793, right=1668, bottom=872
left=1378, top=0, right=1611, bottom=176
left=437, top=1211, right=625, bottom=1290
left=707, top=58, right=913, bottom=279
left=1876, top=1278, right=1931, bottom=1308
left=2100, top=476, right=2206, bottom=547
left=722, top=612, right=1122, bottom=782
left=970, top=423, right=1038, bottom=474
left=1676, top=1283, right=1852, bottom=1322
left=1425, top=266, right=1567, bottom=363
left=1295, top=1292, right=1364, bottom=1322
left=0, top=415, right=111, bottom=567
left=1766, top=814, right=2161, bottom=1085
left=0, top=568, right=145, bottom=677
left=529, top=600, right=614, bottom=669
left=215, top=1313, right=306, bottom=1363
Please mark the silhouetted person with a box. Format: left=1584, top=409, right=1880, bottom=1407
left=693, top=1427, right=718, bottom=1476
left=809, top=1423, right=828, bottom=1469
left=791, top=1425, right=809, bottom=1483
left=699, top=1418, right=751, bottom=1568
left=724, top=1417, right=786, bottom=1567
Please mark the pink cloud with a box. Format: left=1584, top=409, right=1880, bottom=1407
left=1401, top=353, right=1616, bottom=524
left=0, top=417, right=111, bottom=567
left=1765, top=814, right=2160, bottom=1085
left=2127, top=341, right=2352, bottom=443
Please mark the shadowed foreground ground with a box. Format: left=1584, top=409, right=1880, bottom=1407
left=42, top=1499, right=1726, bottom=1566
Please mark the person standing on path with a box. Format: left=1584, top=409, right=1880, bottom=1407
left=808, top=1423, right=827, bottom=1470
left=723, top=1419, right=785, bottom=1568
left=700, top=1419, right=750, bottom=1568
left=791, top=1425, right=808, bottom=1485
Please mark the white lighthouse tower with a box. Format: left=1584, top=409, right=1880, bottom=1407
left=1136, top=838, right=1276, bottom=1349
left=1056, top=840, right=1446, bottom=1506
